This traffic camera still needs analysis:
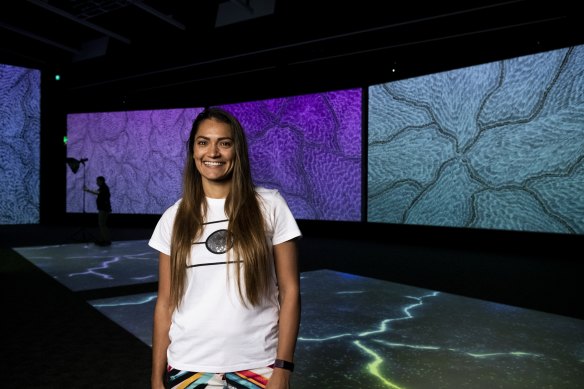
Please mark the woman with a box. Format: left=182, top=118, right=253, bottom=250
left=149, top=107, right=301, bottom=389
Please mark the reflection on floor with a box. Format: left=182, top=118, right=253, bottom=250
left=15, top=241, right=584, bottom=389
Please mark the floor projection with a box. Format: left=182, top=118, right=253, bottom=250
left=14, top=240, right=158, bottom=291
left=15, top=241, right=584, bottom=388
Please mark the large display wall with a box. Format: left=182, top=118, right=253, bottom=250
left=368, top=44, right=584, bottom=234
left=0, top=64, right=40, bottom=224
left=64, top=44, right=584, bottom=234
left=66, top=89, right=362, bottom=221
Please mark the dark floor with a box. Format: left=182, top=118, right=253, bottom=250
left=1, top=223, right=583, bottom=388
left=3, top=222, right=584, bottom=320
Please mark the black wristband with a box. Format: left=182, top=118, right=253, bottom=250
left=274, top=358, right=294, bottom=372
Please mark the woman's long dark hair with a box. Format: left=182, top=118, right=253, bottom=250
left=170, top=107, right=270, bottom=309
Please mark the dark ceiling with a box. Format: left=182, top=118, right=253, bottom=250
left=1, top=0, right=582, bottom=111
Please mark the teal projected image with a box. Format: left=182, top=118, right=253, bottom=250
left=368, top=45, right=584, bottom=234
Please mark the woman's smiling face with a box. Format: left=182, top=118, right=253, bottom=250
left=193, top=118, right=235, bottom=185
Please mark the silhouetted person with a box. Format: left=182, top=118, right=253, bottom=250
left=84, top=176, right=112, bottom=246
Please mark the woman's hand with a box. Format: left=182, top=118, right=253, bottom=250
left=266, top=368, right=291, bottom=389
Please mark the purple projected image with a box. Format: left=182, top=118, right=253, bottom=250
left=368, top=45, right=584, bottom=234
left=0, top=64, right=40, bottom=224
left=67, top=108, right=202, bottom=214
left=221, top=89, right=362, bottom=221
left=67, top=89, right=362, bottom=221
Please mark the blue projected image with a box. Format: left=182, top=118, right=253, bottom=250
left=0, top=64, right=40, bottom=224
left=368, top=44, right=584, bottom=234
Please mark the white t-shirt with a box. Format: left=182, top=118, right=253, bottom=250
left=148, top=187, right=301, bottom=372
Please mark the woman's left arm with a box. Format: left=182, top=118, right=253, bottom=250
left=268, top=238, right=300, bottom=389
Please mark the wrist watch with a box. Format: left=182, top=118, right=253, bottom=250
left=274, top=359, right=294, bottom=372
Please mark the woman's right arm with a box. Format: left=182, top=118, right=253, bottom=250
left=152, top=252, right=172, bottom=389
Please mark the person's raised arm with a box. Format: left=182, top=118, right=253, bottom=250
left=83, top=185, right=98, bottom=195
left=268, top=239, right=300, bottom=389
left=152, top=252, right=172, bottom=389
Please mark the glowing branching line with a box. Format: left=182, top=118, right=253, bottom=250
left=467, top=351, right=541, bottom=358
left=68, top=256, right=122, bottom=280
left=124, top=252, right=159, bottom=260
left=298, top=333, right=352, bottom=341
left=354, top=340, right=404, bottom=389
left=374, top=340, right=541, bottom=359
left=65, top=251, right=158, bottom=280
left=92, top=295, right=158, bottom=307
left=359, top=292, right=439, bottom=337
left=297, top=290, right=440, bottom=387
left=131, top=275, right=157, bottom=281
left=375, top=341, right=440, bottom=350
left=297, top=291, right=440, bottom=342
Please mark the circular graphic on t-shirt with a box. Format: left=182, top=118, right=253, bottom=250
left=206, top=229, right=231, bottom=254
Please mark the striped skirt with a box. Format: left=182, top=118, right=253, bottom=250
left=165, top=365, right=273, bottom=389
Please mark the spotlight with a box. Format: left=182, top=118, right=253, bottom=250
left=65, top=157, right=88, bottom=174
